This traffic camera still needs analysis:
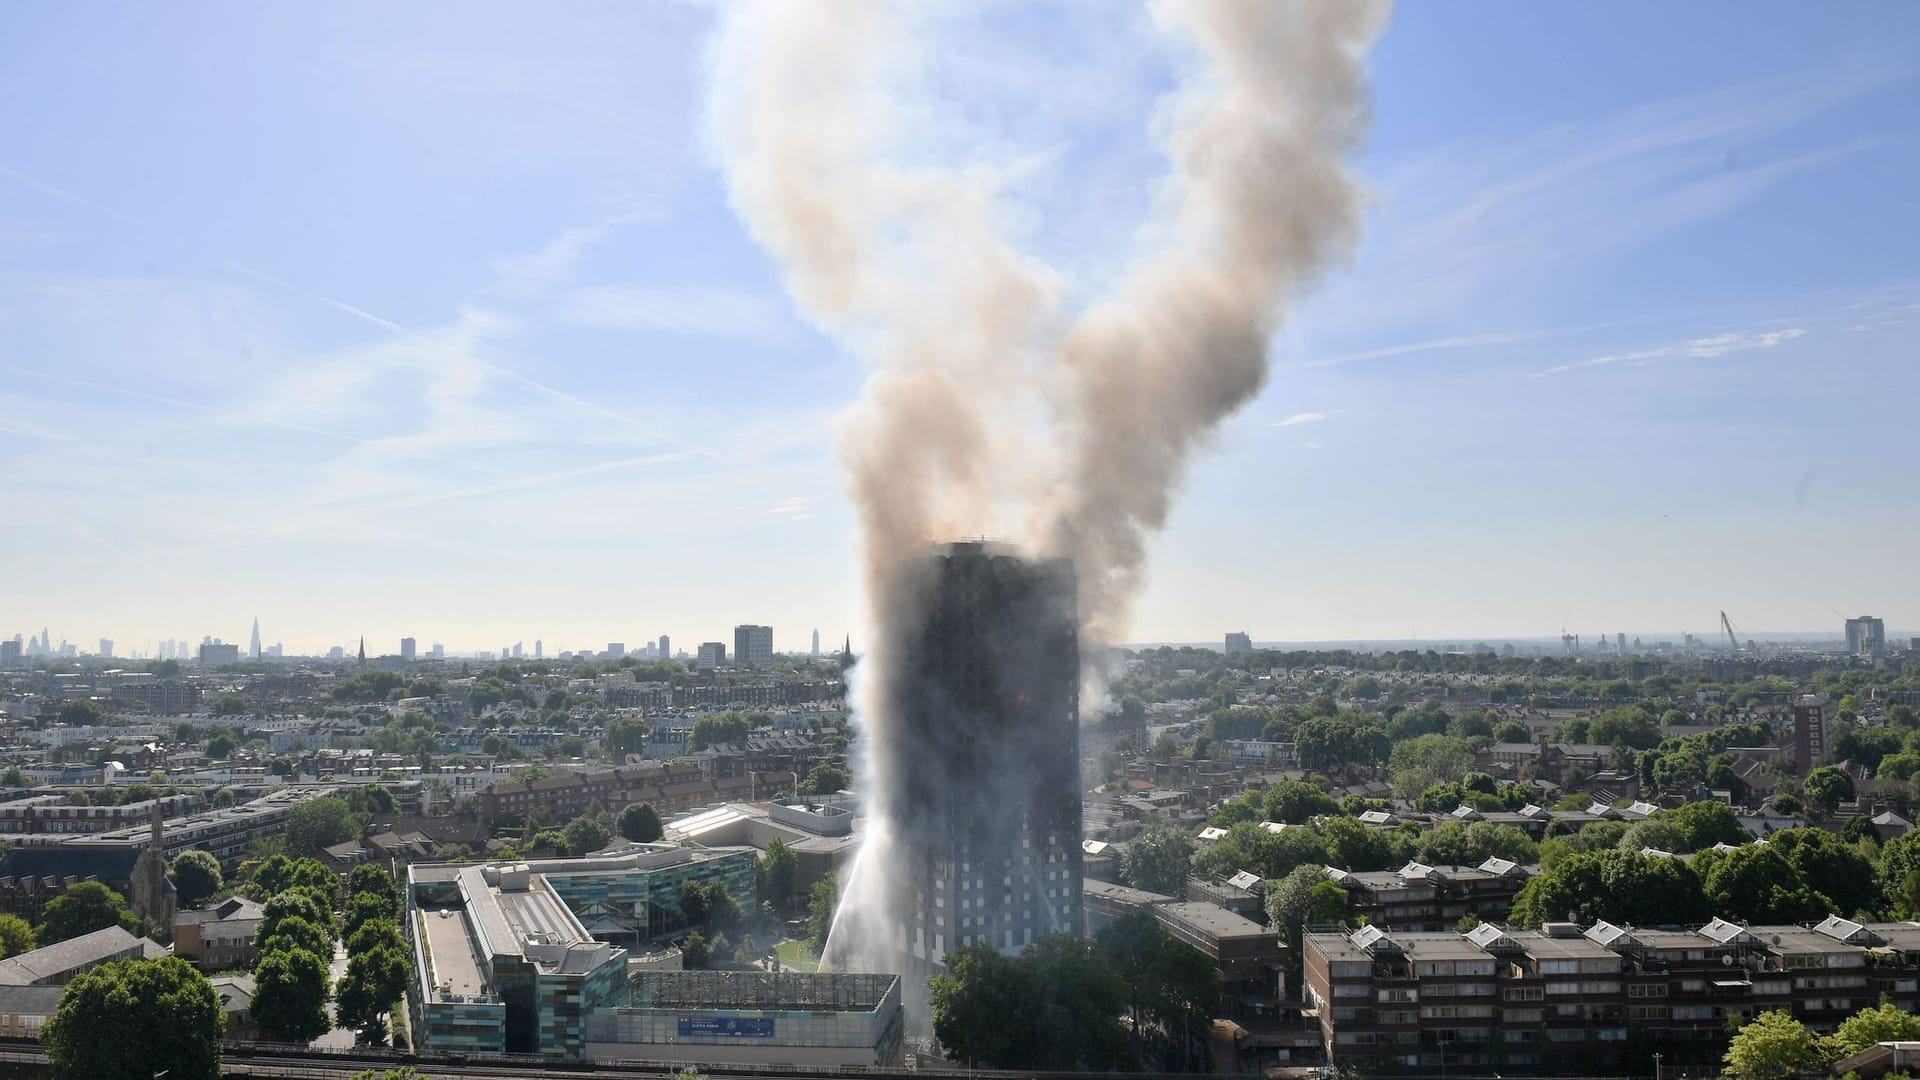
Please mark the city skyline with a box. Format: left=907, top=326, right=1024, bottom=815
left=3, top=3, right=1917, bottom=648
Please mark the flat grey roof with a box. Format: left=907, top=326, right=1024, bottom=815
left=418, top=907, right=490, bottom=1000
left=1157, top=901, right=1271, bottom=942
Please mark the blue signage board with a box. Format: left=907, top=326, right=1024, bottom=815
left=679, top=1017, right=776, bottom=1038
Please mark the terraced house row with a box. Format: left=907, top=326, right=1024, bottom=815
left=1304, top=915, right=1920, bottom=1075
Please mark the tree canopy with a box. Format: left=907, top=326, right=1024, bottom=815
left=171, top=850, right=224, bottom=909
left=252, top=946, right=333, bottom=1043
left=43, top=957, right=224, bottom=1080
left=930, top=936, right=1131, bottom=1070
left=619, top=801, right=664, bottom=843
left=283, top=797, right=365, bottom=858
left=1120, top=824, right=1194, bottom=895
left=37, top=881, right=137, bottom=946
left=1509, top=849, right=1709, bottom=927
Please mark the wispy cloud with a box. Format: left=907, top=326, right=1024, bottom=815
left=1296, top=62, right=1897, bottom=352
left=1532, top=327, right=1807, bottom=378
left=0, top=416, right=72, bottom=442
left=560, top=284, right=792, bottom=345
left=0, top=164, right=136, bottom=222
left=1271, top=411, right=1333, bottom=428
left=768, top=496, right=812, bottom=521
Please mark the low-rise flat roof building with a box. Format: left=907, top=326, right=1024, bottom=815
left=584, top=971, right=904, bottom=1067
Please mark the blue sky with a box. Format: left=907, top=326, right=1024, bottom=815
left=1, top=1, right=1915, bottom=656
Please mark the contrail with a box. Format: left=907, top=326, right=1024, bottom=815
left=708, top=0, right=1388, bottom=989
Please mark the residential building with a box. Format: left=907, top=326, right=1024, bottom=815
left=401, top=637, right=417, bottom=661
left=1846, top=616, right=1887, bottom=658
left=0, top=925, right=165, bottom=986
left=733, top=625, right=774, bottom=668
left=1155, top=901, right=1287, bottom=1018
left=474, top=762, right=756, bottom=827
left=1321, top=860, right=1533, bottom=931
left=1302, top=915, right=1920, bottom=1076
left=197, top=641, right=240, bottom=664
left=880, top=543, right=1083, bottom=984
left=695, top=642, right=726, bottom=670
left=174, top=896, right=266, bottom=971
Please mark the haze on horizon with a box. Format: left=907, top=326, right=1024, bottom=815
left=2, top=2, right=1916, bottom=657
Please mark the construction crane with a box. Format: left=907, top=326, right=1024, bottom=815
left=1720, top=611, right=1745, bottom=654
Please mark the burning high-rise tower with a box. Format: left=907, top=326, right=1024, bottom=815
left=828, top=542, right=1082, bottom=990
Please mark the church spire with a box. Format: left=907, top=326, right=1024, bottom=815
left=358, top=635, right=366, bottom=665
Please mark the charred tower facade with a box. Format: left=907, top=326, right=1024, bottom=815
left=887, top=542, right=1083, bottom=970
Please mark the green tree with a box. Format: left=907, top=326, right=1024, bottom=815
left=757, top=839, right=798, bottom=906
left=1120, top=824, right=1194, bottom=895
left=1415, top=821, right=1538, bottom=867
left=603, top=718, right=649, bottom=758
left=57, top=698, right=110, bottom=727
left=37, top=880, right=137, bottom=946
left=43, top=956, right=224, bottom=1080
left=689, top=713, right=752, bottom=751
left=563, top=815, right=611, bottom=856
left=342, top=892, right=398, bottom=943
left=205, top=732, right=237, bottom=759
left=1766, top=828, right=1876, bottom=917
left=930, top=936, right=1131, bottom=1070
left=1803, top=766, right=1856, bottom=814
left=284, top=797, right=365, bottom=858
left=797, top=763, right=852, bottom=796
left=336, top=940, right=411, bottom=1041
left=1510, top=849, right=1709, bottom=927
left=210, top=693, right=248, bottom=718
left=680, top=931, right=709, bottom=968
left=252, top=947, right=334, bottom=1043
left=1265, top=865, right=1349, bottom=953
left=618, top=801, right=663, bottom=843
left=807, top=870, right=838, bottom=952
left=250, top=855, right=339, bottom=902
left=170, top=849, right=224, bottom=909
left=1262, top=779, right=1338, bottom=824
left=1703, top=844, right=1830, bottom=924
left=1827, top=1000, right=1920, bottom=1058
left=1388, top=734, right=1480, bottom=798
left=0, top=913, right=35, bottom=958
left=346, top=863, right=398, bottom=904
left=1724, top=1009, right=1825, bottom=1080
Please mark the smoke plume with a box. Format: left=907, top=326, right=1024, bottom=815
left=708, top=0, right=1388, bottom=976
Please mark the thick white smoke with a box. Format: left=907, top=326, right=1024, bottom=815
left=707, top=0, right=1388, bottom=978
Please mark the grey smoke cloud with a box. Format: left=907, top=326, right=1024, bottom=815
left=708, top=0, right=1388, bottom=977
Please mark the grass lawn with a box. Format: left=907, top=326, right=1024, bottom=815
left=773, top=938, right=821, bottom=973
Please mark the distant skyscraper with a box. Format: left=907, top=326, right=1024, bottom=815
left=1617, top=632, right=1627, bottom=654
left=812, top=628, right=821, bottom=657
left=1224, top=631, right=1252, bottom=654
left=696, top=642, right=727, bottom=670
left=431, top=643, right=445, bottom=660
left=658, top=634, right=670, bottom=661
left=0, top=638, right=20, bottom=666
left=734, top=625, right=774, bottom=667
left=534, top=639, right=543, bottom=659
left=1846, top=616, right=1886, bottom=658
left=98, top=638, right=113, bottom=658
left=606, top=643, right=626, bottom=659
left=400, top=637, right=417, bottom=662
left=249, top=617, right=262, bottom=660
